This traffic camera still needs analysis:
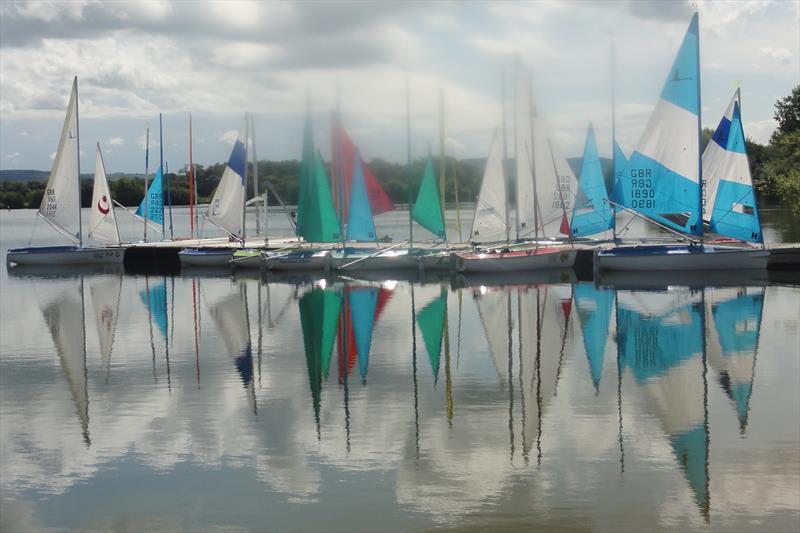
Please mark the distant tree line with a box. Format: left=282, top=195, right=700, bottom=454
left=3, top=86, right=798, bottom=215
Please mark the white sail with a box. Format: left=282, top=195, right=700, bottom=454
left=90, top=276, right=123, bottom=373
left=207, top=120, right=247, bottom=239
left=42, top=285, right=89, bottom=444
left=469, top=132, right=507, bottom=243
left=533, top=116, right=579, bottom=238
left=38, top=77, right=81, bottom=242
left=88, top=144, right=121, bottom=245
left=514, top=70, right=536, bottom=235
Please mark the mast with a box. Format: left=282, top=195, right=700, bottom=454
left=406, top=78, right=414, bottom=248
left=610, top=37, right=618, bottom=244
left=528, top=69, right=539, bottom=244
left=452, top=149, right=462, bottom=243
left=438, top=89, right=446, bottom=221
left=513, top=60, right=520, bottom=241
left=159, top=113, right=167, bottom=239
left=501, top=72, right=510, bottom=244
left=242, top=113, right=249, bottom=246
left=252, top=114, right=261, bottom=236
left=75, top=77, right=83, bottom=247
left=189, top=114, right=194, bottom=239
left=143, top=127, right=150, bottom=242
left=695, top=11, right=704, bottom=244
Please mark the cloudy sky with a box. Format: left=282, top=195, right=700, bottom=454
left=0, top=0, right=797, bottom=173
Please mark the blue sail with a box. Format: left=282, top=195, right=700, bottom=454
left=139, top=281, right=168, bottom=338
left=349, top=287, right=379, bottom=382
left=704, top=93, right=763, bottom=243
left=609, top=141, right=628, bottom=206
left=574, top=283, right=613, bottom=390
left=135, top=167, right=164, bottom=225
left=346, top=149, right=377, bottom=242
left=621, top=13, right=702, bottom=236
left=571, top=125, right=614, bottom=237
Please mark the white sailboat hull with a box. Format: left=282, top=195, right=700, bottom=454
left=6, top=246, right=124, bottom=266
left=595, top=244, right=768, bottom=271
left=265, top=250, right=332, bottom=271
left=455, top=248, right=576, bottom=273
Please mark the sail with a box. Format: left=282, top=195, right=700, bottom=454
left=39, top=77, right=80, bottom=242
left=42, top=285, right=89, bottom=445
left=533, top=115, right=579, bottom=238
left=609, top=141, right=628, bottom=206
left=346, top=149, right=377, bottom=241
left=703, top=91, right=762, bottom=242
left=412, top=155, right=446, bottom=239
left=209, top=286, right=253, bottom=387
left=300, top=288, right=343, bottom=423
left=470, top=132, right=507, bottom=243
left=296, top=114, right=315, bottom=238
left=571, top=125, right=614, bottom=237
left=135, top=167, right=164, bottom=226
left=349, top=287, right=379, bottom=381
left=89, top=277, right=122, bottom=373
left=706, top=287, right=764, bottom=432
left=206, top=123, right=247, bottom=239
left=139, top=281, right=168, bottom=338
left=621, top=14, right=702, bottom=236
left=88, top=144, right=121, bottom=245
left=514, top=70, right=536, bottom=235
left=617, top=289, right=708, bottom=514
left=574, top=283, right=613, bottom=390
left=331, top=119, right=394, bottom=221
left=417, top=288, right=447, bottom=382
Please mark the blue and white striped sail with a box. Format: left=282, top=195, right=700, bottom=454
left=622, top=13, right=702, bottom=237
left=349, top=287, right=379, bottom=382
left=609, top=141, right=628, bottom=206
left=702, top=90, right=762, bottom=243
left=135, top=166, right=164, bottom=226
left=346, top=149, right=377, bottom=242
left=207, top=123, right=247, bottom=239
left=571, top=124, right=614, bottom=237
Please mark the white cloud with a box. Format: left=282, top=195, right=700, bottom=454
left=219, top=130, right=239, bottom=145
left=106, top=136, right=124, bottom=146
left=759, top=46, right=792, bottom=65
left=744, top=118, right=777, bottom=144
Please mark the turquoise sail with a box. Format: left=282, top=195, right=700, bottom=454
left=705, top=97, right=763, bottom=242
left=139, top=281, right=168, bottom=338
left=571, top=124, right=614, bottom=237
left=609, top=141, right=628, bottom=206
left=621, top=13, right=702, bottom=237
left=346, top=149, right=377, bottom=242
left=574, top=283, right=613, bottom=391
left=349, top=287, right=379, bottom=382
left=135, top=167, right=164, bottom=225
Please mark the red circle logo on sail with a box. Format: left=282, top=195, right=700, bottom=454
left=97, top=195, right=110, bottom=215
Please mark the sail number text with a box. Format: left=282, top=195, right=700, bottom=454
left=630, top=169, right=655, bottom=209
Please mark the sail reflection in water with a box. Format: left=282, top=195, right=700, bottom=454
left=616, top=288, right=710, bottom=518
left=5, top=265, right=798, bottom=532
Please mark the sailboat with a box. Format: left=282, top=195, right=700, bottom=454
left=454, top=71, right=577, bottom=272
left=571, top=124, right=614, bottom=239
left=595, top=14, right=768, bottom=271
left=179, top=116, right=250, bottom=267
left=7, top=78, right=125, bottom=267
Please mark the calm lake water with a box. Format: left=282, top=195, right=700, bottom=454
left=1, top=207, right=799, bottom=532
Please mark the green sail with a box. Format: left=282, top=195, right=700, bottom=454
left=417, top=287, right=447, bottom=382
left=412, top=155, right=446, bottom=239
left=295, top=116, right=340, bottom=243
left=300, top=288, right=343, bottom=426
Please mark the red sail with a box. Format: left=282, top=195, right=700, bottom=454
left=331, top=121, right=395, bottom=223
